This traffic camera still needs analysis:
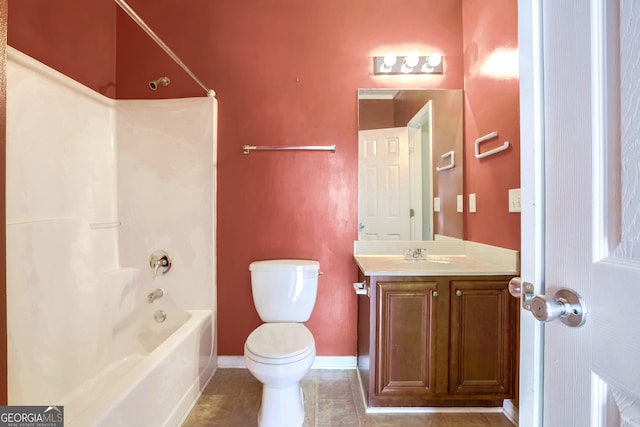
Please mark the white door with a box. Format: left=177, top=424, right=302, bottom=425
left=519, top=0, right=640, bottom=426
left=358, top=127, right=411, bottom=240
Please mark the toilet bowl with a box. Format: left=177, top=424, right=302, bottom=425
left=244, top=259, right=320, bottom=427
left=244, top=323, right=315, bottom=427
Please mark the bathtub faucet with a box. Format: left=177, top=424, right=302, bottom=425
left=147, top=288, right=165, bottom=303
left=150, top=250, right=172, bottom=278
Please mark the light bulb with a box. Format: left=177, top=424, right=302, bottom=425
left=383, top=53, right=397, bottom=67
left=405, top=54, right=419, bottom=68
left=427, top=53, right=442, bottom=67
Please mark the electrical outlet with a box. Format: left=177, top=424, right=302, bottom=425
left=469, top=194, right=477, bottom=213
left=434, top=197, right=441, bottom=212
left=509, top=188, right=521, bottom=212
left=457, top=195, right=463, bottom=212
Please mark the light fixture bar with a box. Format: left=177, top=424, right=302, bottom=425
left=373, top=55, right=444, bottom=75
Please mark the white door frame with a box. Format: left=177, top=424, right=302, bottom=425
left=407, top=101, right=433, bottom=241
left=518, top=0, right=545, bottom=426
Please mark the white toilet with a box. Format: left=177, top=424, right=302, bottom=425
left=243, top=259, right=319, bottom=427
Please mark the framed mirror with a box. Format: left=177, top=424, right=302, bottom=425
left=357, top=88, right=464, bottom=241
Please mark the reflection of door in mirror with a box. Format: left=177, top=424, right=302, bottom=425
left=358, top=127, right=411, bottom=240
left=358, top=89, right=464, bottom=241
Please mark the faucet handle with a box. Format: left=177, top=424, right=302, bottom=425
left=150, top=250, right=172, bottom=277
left=404, top=248, right=414, bottom=260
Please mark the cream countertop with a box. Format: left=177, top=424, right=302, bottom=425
left=353, top=240, right=519, bottom=277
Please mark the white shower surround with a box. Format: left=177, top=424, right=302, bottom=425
left=6, top=46, right=217, bottom=424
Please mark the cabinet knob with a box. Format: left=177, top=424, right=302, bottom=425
left=455, top=290, right=462, bottom=297
left=433, top=291, right=439, bottom=297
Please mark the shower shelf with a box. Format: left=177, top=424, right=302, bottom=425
left=90, top=221, right=122, bottom=230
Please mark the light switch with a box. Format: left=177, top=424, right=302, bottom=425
left=509, top=188, right=521, bottom=212
left=469, top=193, right=477, bottom=213
left=457, top=195, right=463, bottom=212
left=434, top=197, right=441, bottom=212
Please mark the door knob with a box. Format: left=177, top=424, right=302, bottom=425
left=508, top=277, right=587, bottom=327
left=530, top=289, right=587, bottom=327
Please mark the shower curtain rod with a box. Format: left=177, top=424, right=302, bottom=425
left=114, top=0, right=215, bottom=97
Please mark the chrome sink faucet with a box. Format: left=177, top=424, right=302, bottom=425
left=147, top=288, right=164, bottom=303
left=404, top=248, right=428, bottom=259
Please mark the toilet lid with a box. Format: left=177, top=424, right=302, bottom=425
left=245, top=323, right=314, bottom=359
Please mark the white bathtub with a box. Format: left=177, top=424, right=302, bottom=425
left=62, top=303, right=215, bottom=427
left=7, top=219, right=216, bottom=426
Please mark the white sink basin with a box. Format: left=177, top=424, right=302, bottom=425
left=354, top=254, right=515, bottom=276
left=379, top=255, right=464, bottom=271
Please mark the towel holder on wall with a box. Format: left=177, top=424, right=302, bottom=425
left=474, top=131, right=510, bottom=159
left=436, top=150, right=455, bottom=171
left=243, top=145, right=337, bottom=155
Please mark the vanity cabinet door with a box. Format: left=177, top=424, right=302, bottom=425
left=448, top=279, right=515, bottom=399
left=375, top=281, right=440, bottom=400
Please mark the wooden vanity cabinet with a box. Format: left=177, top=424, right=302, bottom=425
left=375, top=279, right=443, bottom=404
left=448, top=279, right=515, bottom=400
left=357, top=272, right=516, bottom=408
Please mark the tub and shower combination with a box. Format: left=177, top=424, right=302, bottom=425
left=6, top=8, right=218, bottom=423
left=7, top=230, right=215, bottom=426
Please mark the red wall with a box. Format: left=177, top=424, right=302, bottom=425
left=462, top=0, right=520, bottom=250
left=8, top=0, right=117, bottom=97
left=6, top=0, right=519, bottom=359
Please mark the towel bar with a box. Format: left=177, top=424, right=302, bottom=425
left=243, top=145, right=336, bottom=154
left=474, top=131, right=509, bottom=159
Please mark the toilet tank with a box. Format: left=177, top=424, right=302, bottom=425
left=249, top=259, right=320, bottom=322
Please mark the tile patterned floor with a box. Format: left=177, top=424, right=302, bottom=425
left=182, top=368, right=516, bottom=427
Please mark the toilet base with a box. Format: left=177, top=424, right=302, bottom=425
left=257, top=383, right=305, bottom=427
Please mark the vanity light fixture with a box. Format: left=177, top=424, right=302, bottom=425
left=373, top=53, right=444, bottom=75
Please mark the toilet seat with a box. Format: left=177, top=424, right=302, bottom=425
left=245, top=323, right=315, bottom=365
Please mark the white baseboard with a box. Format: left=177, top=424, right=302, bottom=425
left=217, top=355, right=357, bottom=369
left=217, top=356, right=245, bottom=368
left=364, top=406, right=505, bottom=414
left=503, top=399, right=519, bottom=425
left=311, top=356, right=357, bottom=369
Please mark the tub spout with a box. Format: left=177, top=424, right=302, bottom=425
left=147, top=288, right=164, bottom=303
